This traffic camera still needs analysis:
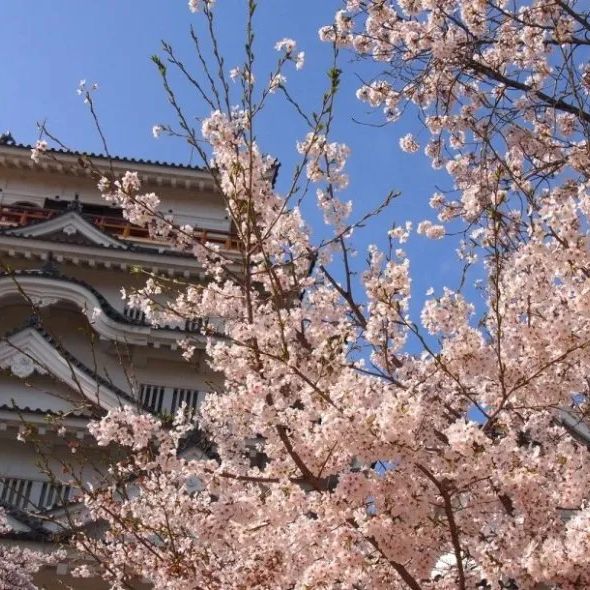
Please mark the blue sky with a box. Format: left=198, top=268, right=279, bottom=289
left=0, top=1, right=468, bottom=340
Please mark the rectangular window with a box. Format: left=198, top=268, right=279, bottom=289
left=140, top=384, right=165, bottom=413
left=38, top=482, right=71, bottom=511
left=0, top=477, right=32, bottom=510
left=170, top=388, right=202, bottom=415
left=0, top=478, right=72, bottom=512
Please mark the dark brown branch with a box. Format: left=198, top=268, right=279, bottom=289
left=416, top=465, right=466, bottom=590
left=468, top=59, right=590, bottom=123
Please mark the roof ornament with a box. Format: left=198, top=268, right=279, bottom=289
left=66, top=194, right=83, bottom=213
left=9, top=352, right=46, bottom=378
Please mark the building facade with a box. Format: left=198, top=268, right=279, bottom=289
left=0, top=138, right=229, bottom=588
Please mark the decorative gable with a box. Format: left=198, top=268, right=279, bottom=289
left=0, top=327, right=133, bottom=410
left=2, top=211, right=127, bottom=249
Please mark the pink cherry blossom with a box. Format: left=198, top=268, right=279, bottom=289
left=48, top=1, right=590, bottom=589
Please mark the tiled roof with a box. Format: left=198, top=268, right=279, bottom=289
left=3, top=269, right=138, bottom=325
left=0, top=140, right=206, bottom=172
left=0, top=210, right=183, bottom=257
left=37, top=325, right=136, bottom=405
left=0, top=403, right=93, bottom=419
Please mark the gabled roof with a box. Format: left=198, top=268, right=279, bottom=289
left=0, top=326, right=135, bottom=410
left=1, top=211, right=127, bottom=249
left=0, top=224, right=210, bottom=278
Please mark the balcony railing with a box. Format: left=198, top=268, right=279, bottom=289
left=0, top=476, right=75, bottom=513
left=0, top=203, right=240, bottom=251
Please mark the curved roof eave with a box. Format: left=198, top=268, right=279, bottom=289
left=0, top=271, right=215, bottom=349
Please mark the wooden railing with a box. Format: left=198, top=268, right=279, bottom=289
left=0, top=203, right=240, bottom=251
left=0, top=204, right=55, bottom=226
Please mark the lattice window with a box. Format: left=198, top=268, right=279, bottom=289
left=0, top=478, right=72, bottom=512
left=140, top=384, right=165, bottom=413
left=38, top=482, right=72, bottom=511
left=170, top=388, right=202, bottom=415
left=0, top=477, right=32, bottom=510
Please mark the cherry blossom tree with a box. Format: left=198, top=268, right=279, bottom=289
left=28, top=0, right=590, bottom=588
left=0, top=508, right=65, bottom=590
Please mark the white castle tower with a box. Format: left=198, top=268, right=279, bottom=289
left=0, top=136, right=230, bottom=588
